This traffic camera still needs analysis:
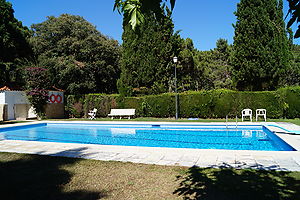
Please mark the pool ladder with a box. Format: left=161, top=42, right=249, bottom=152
left=226, top=115, right=228, bottom=129
left=226, top=115, right=238, bottom=130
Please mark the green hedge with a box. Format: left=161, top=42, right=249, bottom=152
left=65, top=87, right=300, bottom=119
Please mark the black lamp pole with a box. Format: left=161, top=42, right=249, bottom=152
left=173, top=57, right=178, bottom=120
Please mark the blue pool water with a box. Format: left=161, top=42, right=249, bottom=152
left=0, top=123, right=295, bottom=151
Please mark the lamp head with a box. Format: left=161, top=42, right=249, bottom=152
left=173, top=57, right=178, bottom=63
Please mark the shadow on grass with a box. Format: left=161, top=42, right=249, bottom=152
left=0, top=148, right=107, bottom=200
left=0, top=121, right=28, bottom=125
left=174, top=166, right=300, bottom=200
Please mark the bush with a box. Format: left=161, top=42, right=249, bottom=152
left=84, top=94, right=119, bottom=117
left=277, top=87, right=300, bottom=118
left=65, top=87, right=300, bottom=119
left=25, top=67, right=50, bottom=118
left=65, top=95, right=85, bottom=118
left=178, top=89, right=284, bottom=118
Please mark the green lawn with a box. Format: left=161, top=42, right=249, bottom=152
left=0, top=120, right=28, bottom=125
left=47, top=117, right=300, bottom=126
left=2, top=118, right=300, bottom=128
left=0, top=152, right=300, bottom=200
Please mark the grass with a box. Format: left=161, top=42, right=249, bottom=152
left=0, top=120, right=29, bottom=125
left=1, top=117, right=299, bottom=126
left=1, top=152, right=300, bottom=200
left=47, top=117, right=300, bottom=126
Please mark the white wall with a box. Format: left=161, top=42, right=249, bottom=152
left=0, top=92, right=5, bottom=104
left=5, top=91, right=29, bottom=104
left=4, top=91, right=29, bottom=120
left=1, top=91, right=63, bottom=120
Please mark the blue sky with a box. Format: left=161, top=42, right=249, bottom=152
left=8, top=0, right=299, bottom=50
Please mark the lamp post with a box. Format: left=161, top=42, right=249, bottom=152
left=173, top=56, right=178, bottom=120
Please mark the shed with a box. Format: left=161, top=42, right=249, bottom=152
left=0, top=91, right=64, bottom=120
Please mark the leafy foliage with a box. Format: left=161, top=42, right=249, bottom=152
left=232, top=0, right=291, bottom=91
left=0, top=0, right=33, bottom=88
left=30, top=14, right=120, bottom=94
left=175, top=38, right=200, bottom=92
left=114, top=0, right=176, bottom=30
left=25, top=67, right=50, bottom=118
left=287, top=0, right=300, bottom=38
left=118, top=7, right=181, bottom=96
left=66, top=87, right=300, bottom=119
left=195, top=39, right=233, bottom=90
left=283, top=44, right=300, bottom=86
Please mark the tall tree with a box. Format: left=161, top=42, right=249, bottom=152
left=232, top=0, right=290, bottom=91
left=114, top=0, right=300, bottom=39
left=287, top=0, right=300, bottom=38
left=118, top=7, right=181, bottom=96
left=0, top=0, right=33, bottom=88
left=284, top=44, right=300, bottom=85
left=176, top=38, right=200, bottom=92
left=30, top=14, right=120, bottom=94
left=195, top=39, right=232, bottom=90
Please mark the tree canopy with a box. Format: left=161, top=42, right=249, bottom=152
left=118, top=7, right=181, bottom=96
left=287, top=0, right=300, bottom=38
left=114, top=0, right=176, bottom=30
left=232, top=0, right=290, bottom=91
left=30, top=14, right=120, bottom=94
left=2, top=0, right=300, bottom=97
left=196, top=39, right=232, bottom=90
left=0, top=0, right=33, bottom=88
left=115, top=0, right=300, bottom=39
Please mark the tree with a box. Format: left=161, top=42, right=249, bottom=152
left=194, top=39, right=233, bottom=90
left=287, top=0, right=300, bottom=38
left=118, top=7, right=181, bottom=96
left=232, top=0, right=290, bottom=91
left=30, top=14, right=120, bottom=94
left=25, top=67, right=50, bottom=118
left=176, top=38, right=200, bottom=92
left=114, top=0, right=300, bottom=39
left=284, top=44, right=300, bottom=85
left=209, top=39, right=232, bottom=89
left=0, top=0, right=33, bottom=88
left=114, top=0, right=176, bottom=30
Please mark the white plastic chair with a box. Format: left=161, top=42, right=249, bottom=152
left=88, top=108, right=97, bottom=120
left=242, top=109, right=252, bottom=122
left=256, top=109, right=266, bottom=121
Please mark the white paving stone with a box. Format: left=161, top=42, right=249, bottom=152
left=195, top=154, right=218, bottom=168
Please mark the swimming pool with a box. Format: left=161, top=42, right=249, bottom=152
left=0, top=123, right=295, bottom=151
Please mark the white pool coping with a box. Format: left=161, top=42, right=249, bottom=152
left=0, top=120, right=300, bottom=171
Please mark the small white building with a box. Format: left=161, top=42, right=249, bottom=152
left=0, top=91, right=64, bottom=120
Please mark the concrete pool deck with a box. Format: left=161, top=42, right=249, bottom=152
left=1, top=121, right=300, bottom=171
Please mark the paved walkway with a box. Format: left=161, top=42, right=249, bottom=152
left=0, top=121, right=300, bottom=171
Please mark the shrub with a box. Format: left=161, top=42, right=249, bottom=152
left=27, top=89, right=49, bottom=118
left=84, top=94, right=119, bottom=117
left=277, top=87, right=300, bottom=118
left=25, top=67, right=50, bottom=118
left=65, top=95, right=85, bottom=118
left=65, top=87, right=300, bottom=119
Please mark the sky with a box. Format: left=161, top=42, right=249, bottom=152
left=7, top=0, right=300, bottom=51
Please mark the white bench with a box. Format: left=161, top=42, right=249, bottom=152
left=108, top=109, right=135, bottom=119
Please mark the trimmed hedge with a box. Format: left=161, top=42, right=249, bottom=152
left=65, top=87, right=300, bottom=119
